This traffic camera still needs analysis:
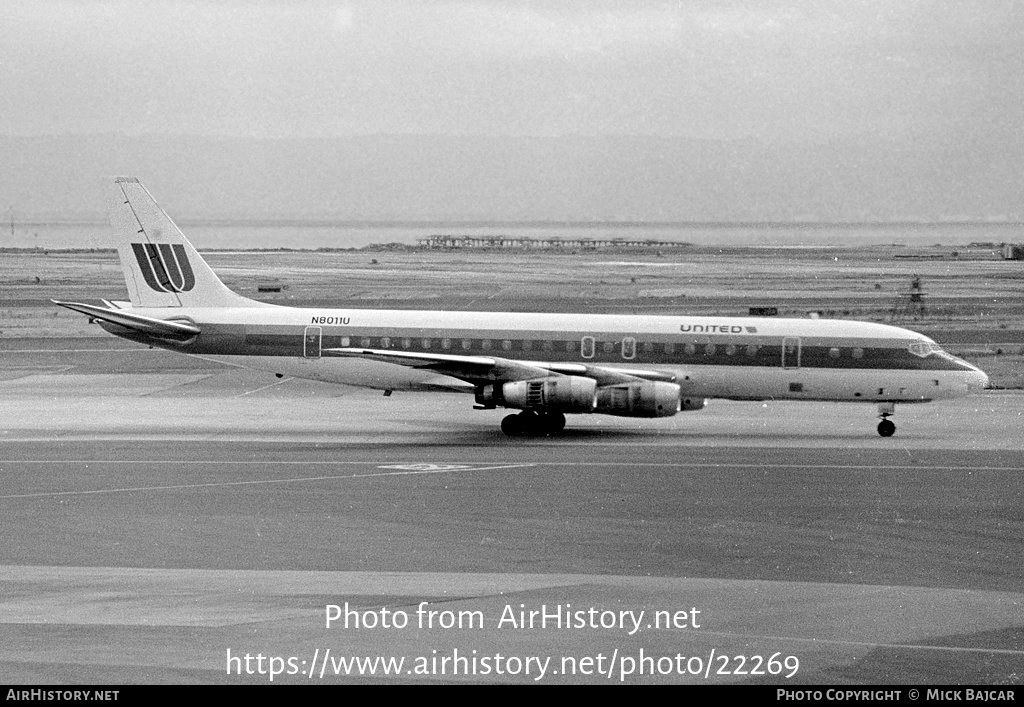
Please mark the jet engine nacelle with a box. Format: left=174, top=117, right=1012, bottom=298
left=595, top=381, right=682, bottom=417
left=501, top=376, right=597, bottom=413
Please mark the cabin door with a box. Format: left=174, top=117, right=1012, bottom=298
left=782, top=337, right=801, bottom=369
left=303, top=326, right=322, bottom=358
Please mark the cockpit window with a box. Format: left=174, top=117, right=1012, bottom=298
left=908, top=341, right=943, bottom=357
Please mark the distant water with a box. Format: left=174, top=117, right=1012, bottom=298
left=4, top=221, right=1023, bottom=250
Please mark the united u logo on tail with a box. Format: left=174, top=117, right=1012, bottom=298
left=131, top=243, right=195, bottom=293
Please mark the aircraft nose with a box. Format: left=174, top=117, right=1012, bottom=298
left=952, top=355, right=989, bottom=391
left=970, top=369, right=990, bottom=390
left=959, top=361, right=990, bottom=391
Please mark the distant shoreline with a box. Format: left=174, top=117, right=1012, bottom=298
left=9, top=219, right=1024, bottom=229
left=0, top=242, right=1012, bottom=255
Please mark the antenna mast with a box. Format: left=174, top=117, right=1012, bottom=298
left=891, top=274, right=926, bottom=322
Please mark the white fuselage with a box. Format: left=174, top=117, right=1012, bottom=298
left=123, top=304, right=989, bottom=405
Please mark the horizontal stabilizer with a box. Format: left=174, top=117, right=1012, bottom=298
left=52, top=300, right=200, bottom=340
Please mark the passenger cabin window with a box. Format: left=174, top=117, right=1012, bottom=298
left=341, top=337, right=350, bottom=347
left=502, top=339, right=512, bottom=351
left=381, top=337, right=391, bottom=348
left=542, top=340, right=553, bottom=351
left=829, top=347, right=841, bottom=359
left=684, top=343, right=696, bottom=356
left=461, top=339, right=472, bottom=350
left=442, top=338, right=451, bottom=350
left=402, top=338, right=411, bottom=349
left=725, top=344, right=736, bottom=356
left=360, top=337, right=371, bottom=347
left=852, top=347, right=864, bottom=359
left=581, top=336, right=595, bottom=359
left=746, top=344, right=757, bottom=357
left=621, top=337, right=636, bottom=360
left=603, top=341, right=614, bottom=353
left=422, top=338, right=431, bottom=349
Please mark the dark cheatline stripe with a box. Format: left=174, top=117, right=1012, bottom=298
left=158, top=243, right=184, bottom=291
left=173, top=244, right=195, bottom=291
left=229, top=329, right=967, bottom=370
left=117, top=324, right=974, bottom=371
left=131, top=243, right=167, bottom=293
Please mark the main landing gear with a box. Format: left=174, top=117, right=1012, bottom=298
left=500, top=411, right=566, bottom=437
left=877, top=402, right=896, bottom=437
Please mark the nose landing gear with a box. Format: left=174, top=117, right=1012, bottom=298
left=877, top=402, right=896, bottom=437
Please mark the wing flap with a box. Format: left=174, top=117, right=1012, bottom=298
left=322, top=347, right=677, bottom=387
left=541, top=363, right=676, bottom=385
left=322, top=347, right=559, bottom=384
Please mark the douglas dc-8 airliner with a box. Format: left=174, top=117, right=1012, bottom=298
left=54, top=178, right=988, bottom=437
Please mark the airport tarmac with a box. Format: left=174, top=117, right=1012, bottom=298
left=1, top=341, right=1022, bottom=685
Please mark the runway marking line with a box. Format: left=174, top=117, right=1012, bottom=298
left=3, top=432, right=1023, bottom=452
left=380, top=463, right=474, bottom=471
left=0, top=366, right=77, bottom=370
left=0, top=349, right=148, bottom=353
left=0, top=365, right=77, bottom=375
left=1, top=460, right=1020, bottom=471
left=0, top=460, right=1018, bottom=499
left=0, top=464, right=537, bottom=499
left=234, top=376, right=293, bottom=397
left=378, top=463, right=527, bottom=472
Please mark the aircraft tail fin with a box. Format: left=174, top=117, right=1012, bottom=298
left=109, top=177, right=258, bottom=308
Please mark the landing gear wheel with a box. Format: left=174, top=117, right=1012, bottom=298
left=502, top=411, right=540, bottom=437
left=539, top=412, right=566, bottom=435
left=876, top=402, right=896, bottom=438
left=501, top=414, right=524, bottom=437
left=517, top=411, right=540, bottom=436
left=501, top=411, right=566, bottom=437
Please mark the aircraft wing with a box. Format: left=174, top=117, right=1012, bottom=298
left=321, top=347, right=676, bottom=386
left=52, top=300, right=200, bottom=340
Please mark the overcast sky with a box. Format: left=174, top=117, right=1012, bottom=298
left=2, top=1, right=1023, bottom=221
